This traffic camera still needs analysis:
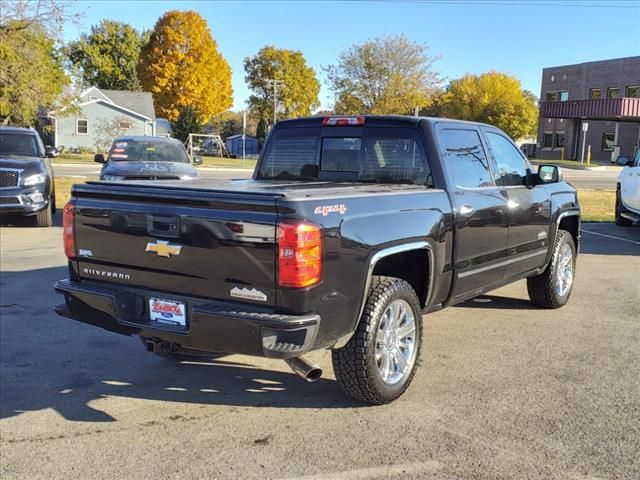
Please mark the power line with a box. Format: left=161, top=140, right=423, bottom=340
left=324, top=0, right=640, bottom=7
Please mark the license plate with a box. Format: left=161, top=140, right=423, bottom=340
left=149, top=297, right=187, bottom=327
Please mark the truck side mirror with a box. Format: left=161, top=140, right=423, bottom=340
left=94, top=153, right=106, bottom=163
left=537, top=165, right=562, bottom=184
left=615, top=156, right=630, bottom=166
left=193, top=156, right=203, bottom=165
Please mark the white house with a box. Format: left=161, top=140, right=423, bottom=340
left=49, top=87, right=158, bottom=150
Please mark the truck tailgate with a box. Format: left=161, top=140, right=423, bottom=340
left=71, top=182, right=280, bottom=306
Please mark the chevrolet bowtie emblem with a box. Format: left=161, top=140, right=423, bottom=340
left=145, top=240, right=182, bottom=258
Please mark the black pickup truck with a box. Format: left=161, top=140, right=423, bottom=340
left=55, top=116, right=580, bottom=404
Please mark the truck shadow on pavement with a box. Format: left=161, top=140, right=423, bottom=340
left=0, top=265, right=360, bottom=424
left=456, top=295, right=538, bottom=310
left=0, top=211, right=63, bottom=228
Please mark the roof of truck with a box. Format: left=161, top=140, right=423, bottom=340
left=276, top=115, right=494, bottom=129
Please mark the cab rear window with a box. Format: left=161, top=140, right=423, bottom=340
left=258, top=127, right=432, bottom=185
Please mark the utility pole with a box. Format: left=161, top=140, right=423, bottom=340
left=242, top=109, right=247, bottom=168
left=265, top=79, right=284, bottom=126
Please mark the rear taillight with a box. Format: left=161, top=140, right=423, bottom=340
left=63, top=202, right=76, bottom=259
left=322, top=116, right=365, bottom=126
left=278, top=222, right=322, bottom=288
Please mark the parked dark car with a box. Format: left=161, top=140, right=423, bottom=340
left=0, top=126, right=56, bottom=226
left=56, top=116, right=580, bottom=404
left=95, top=136, right=201, bottom=182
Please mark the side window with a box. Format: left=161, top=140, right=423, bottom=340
left=485, top=132, right=528, bottom=187
left=440, top=128, right=493, bottom=188
left=634, top=149, right=640, bottom=167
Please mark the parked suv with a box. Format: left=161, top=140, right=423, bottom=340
left=615, top=149, right=640, bottom=226
left=0, top=126, right=56, bottom=226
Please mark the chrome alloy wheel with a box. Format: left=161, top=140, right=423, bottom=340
left=555, top=243, right=574, bottom=297
left=375, top=299, right=418, bottom=385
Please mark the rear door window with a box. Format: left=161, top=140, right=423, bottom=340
left=440, top=128, right=493, bottom=189
left=485, top=131, right=528, bottom=186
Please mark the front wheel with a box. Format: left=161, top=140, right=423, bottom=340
left=527, top=230, right=576, bottom=309
left=33, top=202, right=52, bottom=227
left=332, top=276, right=423, bottom=405
left=615, top=189, right=632, bottom=226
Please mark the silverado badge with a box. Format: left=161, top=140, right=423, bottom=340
left=145, top=240, right=182, bottom=258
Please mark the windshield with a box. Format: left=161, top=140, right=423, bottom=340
left=0, top=132, right=41, bottom=157
left=109, top=140, right=189, bottom=163
left=257, top=127, right=432, bottom=186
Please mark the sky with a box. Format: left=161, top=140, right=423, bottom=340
left=64, top=0, right=640, bottom=111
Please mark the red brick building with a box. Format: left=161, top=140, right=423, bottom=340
left=537, top=56, right=640, bottom=163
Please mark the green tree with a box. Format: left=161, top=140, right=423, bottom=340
left=67, top=20, right=145, bottom=90
left=325, top=34, right=441, bottom=115
left=138, top=10, right=233, bottom=123
left=432, top=71, right=538, bottom=140
left=255, top=117, right=268, bottom=146
left=244, top=46, right=320, bottom=125
left=172, top=105, right=202, bottom=143
left=0, top=21, right=69, bottom=124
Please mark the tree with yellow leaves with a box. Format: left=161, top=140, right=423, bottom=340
left=138, top=10, right=233, bottom=124
left=431, top=71, right=538, bottom=140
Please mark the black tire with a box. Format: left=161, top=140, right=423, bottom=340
left=527, top=230, right=576, bottom=309
left=615, top=188, right=632, bottom=226
left=33, top=203, right=53, bottom=227
left=332, top=276, right=423, bottom=405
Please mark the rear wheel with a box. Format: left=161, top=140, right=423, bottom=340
left=332, top=276, right=422, bottom=405
left=615, top=188, right=632, bottom=226
left=527, top=230, right=576, bottom=309
left=33, top=202, right=52, bottom=227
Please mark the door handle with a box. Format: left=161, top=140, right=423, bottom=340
left=507, top=199, right=520, bottom=210
left=459, top=205, right=475, bottom=216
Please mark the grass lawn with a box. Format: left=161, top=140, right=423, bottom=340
left=54, top=177, right=87, bottom=207
left=53, top=178, right=616, bottom=223
left=577, top=189, right=615, bottom=222
left=52, top=152, right=255, bottom=169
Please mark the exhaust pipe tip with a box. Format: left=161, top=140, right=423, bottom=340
left=285, top=357, right=322, bottom=383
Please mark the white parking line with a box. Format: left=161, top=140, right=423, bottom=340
left=582, top=229, right=640, bottom=245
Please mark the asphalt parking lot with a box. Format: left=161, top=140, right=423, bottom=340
left=1, top=219, right=638, bottom=480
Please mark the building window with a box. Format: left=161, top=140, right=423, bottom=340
left=590, top=89, right=601, bottom=99
left=546, top=91, right=558, bottom=102
left=607, top=87, right=620, bottom=99
left=626, top=85, right=639, bottom=98
left=118, top=120, right=132, bottom=129
left=542, top=132, right=554, bottom=149
left=554, top=132, right=565, bottom=149
left=76, top=119, right=88, bottom=135
left=558, top=90, right=569, bottom=102
left=602, top=133, right=615, bottom=151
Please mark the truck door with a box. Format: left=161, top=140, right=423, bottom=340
left=437, top=125, right=509, bottom=298
left=482, top=128, right=552, bottom=278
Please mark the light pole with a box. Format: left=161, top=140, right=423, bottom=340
left=265, top=79, right=284, bottom=126
left=242, top=109, right=247, bottom=168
